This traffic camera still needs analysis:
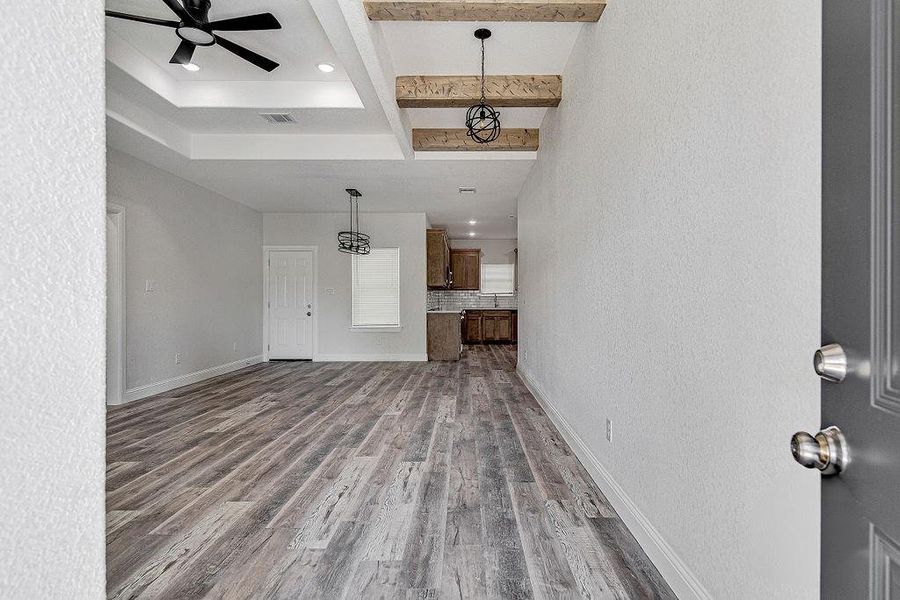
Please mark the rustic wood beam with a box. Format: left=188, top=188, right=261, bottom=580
left=365, top=0, right=605, bottom=21
left=397, top=75, right=561, bottom=108
left=412, top=128, right=539, bottom=151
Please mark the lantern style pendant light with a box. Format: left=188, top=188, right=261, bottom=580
left=337, top=188, right=371, bottom=255
left=465, top=28, right=500, bottom=144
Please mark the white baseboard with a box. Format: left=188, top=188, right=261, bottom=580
left=117, top=355, right=264, bottom=405
left=313, top=353, right=427, bottom=362
left=516, top=366, right=713, bottom=600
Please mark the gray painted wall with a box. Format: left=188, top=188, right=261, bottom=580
left=0, top=2, right=106, bottom=596
left=516, top=3, right=821, bottom=598
left=264, top=212, right=427, bottom=360
left=107, top=149, right=263, bottom=395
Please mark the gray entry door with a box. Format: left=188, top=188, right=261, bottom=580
left=821, top=0, right=900, bottom=597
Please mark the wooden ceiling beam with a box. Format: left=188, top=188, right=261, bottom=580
left=397, top=75, right=561, bottom=108
left=364, top=1, right=606, bottom=22
left=412, top=128, right=539, bottom=151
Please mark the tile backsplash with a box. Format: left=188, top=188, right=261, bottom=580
left=427, top=289, right=518, bottom=311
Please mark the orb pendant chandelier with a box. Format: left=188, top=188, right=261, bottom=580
left=465, top=28, right=500, bottom=144
left=337, top=188, right=371, bottom=255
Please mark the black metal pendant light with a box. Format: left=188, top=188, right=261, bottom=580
left=337, top=188, right=371, bottom=255
left=465, top=28, right=501, bottom=144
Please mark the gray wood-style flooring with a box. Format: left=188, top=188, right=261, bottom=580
left=107, top=345, right=675, bottom=599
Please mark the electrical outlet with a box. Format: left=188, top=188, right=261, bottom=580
left=175, top=353, right=182, bottom=365
left=325, top=288, right=335, bottom=295
left=145, top=279, right=155, bottom=292
left=606, top=419, right=612, bottom=442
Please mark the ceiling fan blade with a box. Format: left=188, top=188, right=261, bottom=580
left=214, top=35, right=279, bottom=72
left=208, top=13, right=281, bottom=31
left=169, top=40, right=196, bottom=65
left=105, top=11, right=179, bottom=27
left=159, top=0, right=193, bottom=23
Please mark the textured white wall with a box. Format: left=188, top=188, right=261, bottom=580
left=0, top=3, right=106, bottom=597
left=264, top=213, right=427, bottom=360
left=107, top=149, right=263, bottom=394
left=516, top=3, right=821, bottom=599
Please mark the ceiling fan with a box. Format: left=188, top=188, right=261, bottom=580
left=106, top=0, right=282, bottom=72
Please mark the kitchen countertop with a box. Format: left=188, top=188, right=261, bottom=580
left=428, top=308, right=517, bottom=313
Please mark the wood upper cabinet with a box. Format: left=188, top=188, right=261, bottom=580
left=426, top=229, right=451, bottom=288
left=450, top=249, right=481, bottom=290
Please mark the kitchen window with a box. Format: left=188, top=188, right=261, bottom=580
left=480, top=263, right=515, bottom=295
left=352, top=248, right=401, bottom=329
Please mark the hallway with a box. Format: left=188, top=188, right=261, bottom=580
left=106, top=346, right=674, bottom=599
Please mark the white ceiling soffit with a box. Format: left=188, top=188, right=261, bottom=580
left=108, top=117, right=526, bottom=238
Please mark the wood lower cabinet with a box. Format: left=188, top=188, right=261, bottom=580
left=464, top=312, right=483, bottom=343
left=427, top=229, right=451, bottom=288
left=463, top=310, right=516, bottom=344
left=450, top=249, right=481, bottom=290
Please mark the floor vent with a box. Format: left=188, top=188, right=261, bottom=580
left=259, top=112, right=297, bottom=124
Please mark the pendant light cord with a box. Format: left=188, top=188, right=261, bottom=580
left=480, top=38, right=486, bottom=103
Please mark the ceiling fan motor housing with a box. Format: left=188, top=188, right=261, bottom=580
left=185, top=0, right=212, bottom=24
left=177, top=0, right=215, bottom=46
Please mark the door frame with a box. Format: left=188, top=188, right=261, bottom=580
left=106, top=203, right=126, bottom=405
left=263, top=245, right=318, bottom=362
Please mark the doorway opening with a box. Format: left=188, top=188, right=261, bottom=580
left=106, top=204, right=125, bottom=405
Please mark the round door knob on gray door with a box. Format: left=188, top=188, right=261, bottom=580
left=813, top=343, right=847, bottom=382
left=790, top=426, right=849, bottom=475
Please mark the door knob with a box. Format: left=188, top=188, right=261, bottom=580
left=306, top=312, right=312, bottom=317
left=814, top=343, right=847, bottom=382
left=790, top=426, right=849, bottom=475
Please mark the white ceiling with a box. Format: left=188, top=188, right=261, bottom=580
left=106, top=0, right=347, bottom=81
left=104, top=1, right=587, bottom=240
left=381, top=21, right=583, bottom=75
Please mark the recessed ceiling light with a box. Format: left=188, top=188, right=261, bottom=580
left=507, top=215, right=516, bottom=219
left=468, top=231, right=476, bottom=237
left=458, top=186, right=477, bottom=194
left=181, top=63, right=200, bottom=72
left=468, top=220, right=477, bottom=225
left=317, top=62, right=335, bottom=73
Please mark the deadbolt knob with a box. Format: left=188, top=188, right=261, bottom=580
left=791, top=432, right=825, bottom=469
left=790, top=426, right=849, bottom=475
left=814, top=343, right=848, bottom=382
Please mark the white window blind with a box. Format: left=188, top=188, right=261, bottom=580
left=481, top=263, right=516, bottom=295
left=352, top=248, right=400, bottom=327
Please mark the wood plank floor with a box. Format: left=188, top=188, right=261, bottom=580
left=107, top=345, right=675, bottom=599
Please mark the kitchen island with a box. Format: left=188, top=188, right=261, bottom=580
left=426, top=311, right=463, bottom=361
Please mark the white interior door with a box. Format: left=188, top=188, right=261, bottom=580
left=106, top=211, right=123, bottom=404
left=267, top=250, right=314, bottom=359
